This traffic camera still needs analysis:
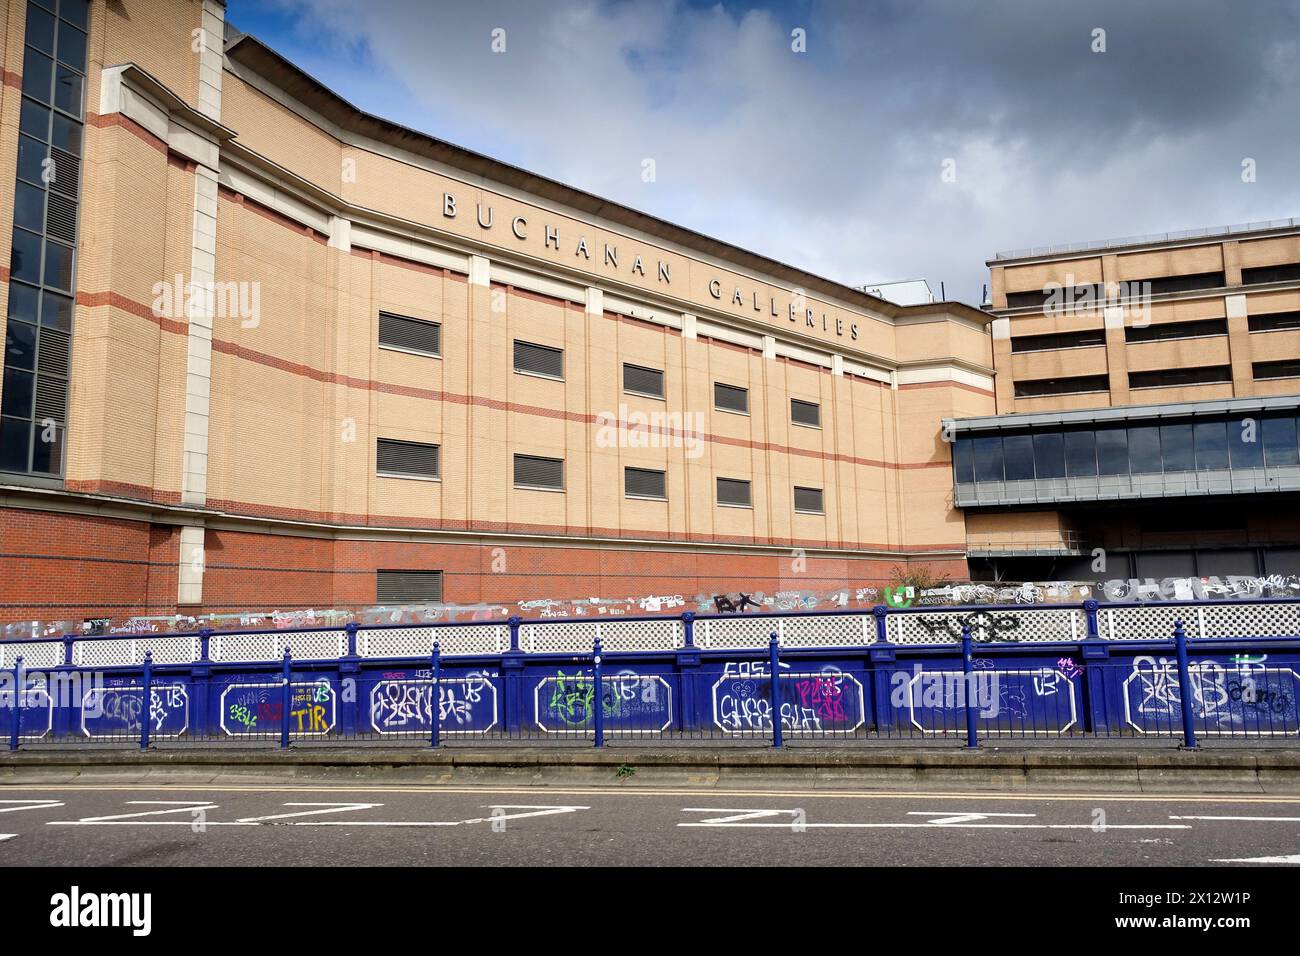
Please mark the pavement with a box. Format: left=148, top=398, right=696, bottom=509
left=1, top=781, right=1298, bottom=866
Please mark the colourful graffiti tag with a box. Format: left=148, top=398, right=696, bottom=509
left=219, top=681, right=336, bottom=736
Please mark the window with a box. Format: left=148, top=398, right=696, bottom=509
left=973, top=436, right=1004, bottom=482
left=376, top=438, right=440, bottom=479
left=714, top=382, right=749, bottom=414
left=1142, top=272, right=1225, bottom=295
left=1160, top=423, right=1194, bottom=472
left=378, top=312, right=441, bottom=356
left=952, top=438, right=974, bottom=483
left=716, top=477, right=752, bottom=507
left=1096, top=427, right=1129, bottom=475
left=1004, top=284, right=1104, bottom=310
left=1124, top=318, right=1227, bottom=343
left=1128, top=366, right=1231, bottom=389
left=1242, top=263, right=1300, bottom=285
left=513, top=340, right=563, bottom=379
left=1248, top=311, right=1300, bottom=333
left=1002, top=434, right=1035, bottom=480
left=1032, top=432, right=1065, bottom=479
left=514, top=454, right=564, bottom=490
left=1194, top=421, right=1229, bottom=470
left=1230, top=421, right=1264, bottom=468
left=1128, top=425, right=1161, bottom=474
left=1013, top=375, right=1109, bottom=398
left=623, top=363, right=664, bottom=398
left=1253, top=359, right=1300, bottom=381
left=790, top=398, right=821, bottom=427
left=793, top=486, right=824, bottom=514
left=0, top=0, right=88, bottom=478
left=1064, top=430, right=1097, bottom=477
left=624, top=466, right=666, bottom=500
left=376, top=570, right=443, bottom=604
left=1009, top=329, right=1106, bottom=352
left=1262, top=417, right=1299, bottom=467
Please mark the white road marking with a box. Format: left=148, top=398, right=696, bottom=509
left=1172, top=815, right=1300, bottom=822
left=236, top=802, right=382, bottom=824
left=52, top=800, right=218, bottom=825
left=907, top=811, right=1037, bottom=825
left=679, top=808, right=1189, bottom=830
left=1213, top=854, right=1300, bottom=864
left=0, top=799, right=63, bottom=813
left=0, top=834, right=15, bottom=842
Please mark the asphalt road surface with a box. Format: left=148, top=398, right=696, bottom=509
left=0, top=784, right=1298, bottom=866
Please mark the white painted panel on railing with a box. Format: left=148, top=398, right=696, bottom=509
left=598, top=619, right=681, bottom=652
left=0, top=640, right=63, bottom=669
left=700, top=616, right=778, bottom=650
left=360, top=625, right=505, bottom=658
left=780, top=614, right=875, bottom=648
left=530, top=621, right=601, bottom=654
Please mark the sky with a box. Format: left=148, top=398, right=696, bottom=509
left=224, top=0, right=1300, bottom=306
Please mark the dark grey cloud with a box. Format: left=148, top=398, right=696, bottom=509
left=253, top=0, right=1300, bottom=303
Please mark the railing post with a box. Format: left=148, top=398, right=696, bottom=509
left=140, top=651, right=154, bottom=751
left=769, top=633, right=783, bottom=749
left=592, top=637, right=604, bottom=748
left=198, top=628, right=213, bottom=663
left=280, top=647, right=292, bottom=749
left=9, top=656, right=23, bottom=752
left=681, top=611, right=695, bottom=648
left=507, top=616, right=522, bottom=652
left=1173, top=619, right=1198, bottom=749
left=62, top=634, right=75, bottom=667
left=430, top=642, right=441, bottom=749
left=873, top=603, right=889, bottom=643
left=961, top=625, right=979, bottom=749
left=345, top=622, right=359, bottom=658
left=1083, top=599, right=1100, bottom=640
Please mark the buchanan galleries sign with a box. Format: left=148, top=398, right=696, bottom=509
left=438, top=190, right=863, bottom=342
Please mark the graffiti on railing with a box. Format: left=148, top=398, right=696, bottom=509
left=82, top=682, right=189, bottom=738
left=369, top=673, right=499, bottom=733
left=711, top=668, right=866, bottom=734
left=0, top=676, right=53, bottom=739
left=891, top=664, right=1080, bottom=734
left=918, top=610, right=1022, bottom=643
left=533, top=670, right=672, bottom=732
left=219, top=680, right=336, bottom=736
left=1122, top=655, right=1300, bottom=734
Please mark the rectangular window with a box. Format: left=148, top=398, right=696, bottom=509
left=376, top=438, right=440, bottom=479
left=714, top=382, right=749, bottom=414
left=1194, top=421, right=1229, bottom=470
left=1013, top=375, right=1109, bottom=398
left=513, top=340, right=564, bottom=379
left=1128, top=366, right=1231, bottom=389
left=1032, top=432, right=1065, bottom=479
left=1124, top=318, right=1227, bottom=343
left=376, top=570, right=443, bottom=604
left=378, top=312, right=441, bottom=356
left=1004, top=284, right=1104, bottom=310
left=1009, top=329, right=1106, bottom=352
left=1002, top=434, right=1035, bottom=480
left=973, top=436, right=1004, bottom=482
left=0, top=0, right=88, bottom=478
left=1142, top=272, right=1225, bottom=295
left=1230, top=421, right=1264, bottom=468
left=1129, top=425, right=1162, bottom=474
left=793, top=486, right=824, bottom=514
left=716, top=477, right=752, bottom=507
left=624, top=466, right=666, bottom=500
left=790, top=398, right=821, bottom=427
left=1253, top=359, right=1300, bottom=381
left=1248, top=311, right=1300, bottom=332
left=623, top=363, right=664, bottom=398
left=1160, top=423, right=1194, bottom=472
left=513, top=454, right=564, bottom=490
left=1064, top=430, right=1098, bottom=477
left=1242, top=263, right=1300, bottom=285
left=952, top=438, right=974, bottom=484
left=1096, top=427, right=1129, bottom=476
left=1262, top=416, right=1300, bottom=467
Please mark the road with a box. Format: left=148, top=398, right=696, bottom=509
left=0, top=783, right=1298, bottom=866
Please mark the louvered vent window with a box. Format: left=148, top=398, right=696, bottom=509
left=791, top=399, right=821, bottom=427
left=378, top=312, right=441, bottom=356
left=1, top=0, right=89, bottom=477
left=714, top=382, right=748, bottom=414
left=794, top=486, right=824, bottom=514
left=514, top=454, right=564, bottom=490
left=376, top=438, right=440, bottom=478
left=376, top=570, right=444, bottom=604
left=514, top=340, right=564, bottom=379
left=717, top=477, right=752, bottom=507
left=625, top=466, right=667, bottom=499
left=623, top=363, right=664, bottom=398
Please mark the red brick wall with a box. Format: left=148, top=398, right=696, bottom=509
left=0, top=507, right=967, bottom=624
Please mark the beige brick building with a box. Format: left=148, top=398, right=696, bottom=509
left=0, top=0, right=997, bottom=624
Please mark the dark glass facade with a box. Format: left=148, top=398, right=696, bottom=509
left=1, top=0, right=89, bottom=477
